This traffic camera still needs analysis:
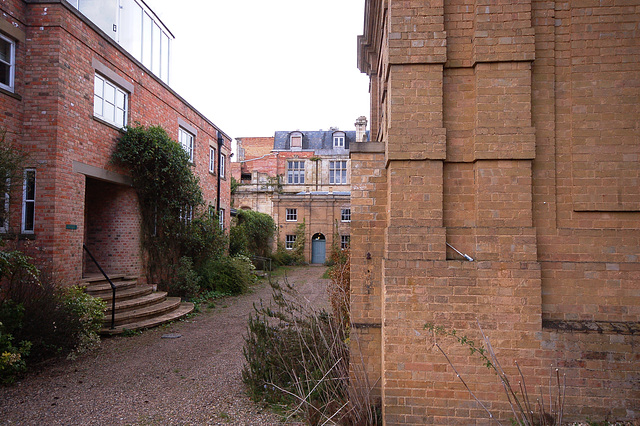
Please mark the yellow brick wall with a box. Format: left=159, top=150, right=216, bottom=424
left=355, top=0, right=640, bottom=423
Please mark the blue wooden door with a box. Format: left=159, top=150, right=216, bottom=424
left=311, top=235, right=326, bottom=264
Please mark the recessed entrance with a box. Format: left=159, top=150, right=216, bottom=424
left=83, top=177, right=140, bottom=277
left=311, top=233, right=326, bottom=264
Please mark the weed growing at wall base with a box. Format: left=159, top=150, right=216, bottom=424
left=425, top=322, right=566, bottom=426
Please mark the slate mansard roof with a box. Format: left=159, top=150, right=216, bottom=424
left=273, top=130, right=369, bottom=152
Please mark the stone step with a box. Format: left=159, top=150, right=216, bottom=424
left=105, top=297, right=183, bottom=327
left=81, top=273, right=128, bottom=284
left=100, top=302, right=194, bottom=335
left=91, top=285, right=153, bottom=303
left=85, top=279, right=138, bottom=296
left=105, top=291, right=167, bottom=314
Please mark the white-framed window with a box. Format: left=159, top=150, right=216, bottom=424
left=179, top=205, right=192, bottom=224
left=220, top=154, right=226, bottom=178
left=209, top=147, right=216, bottom=173
left=287, top=160, right=305, bottom=184
left=285, top=234, right=296, bottom=250
left=330, top=160, right=348, bottom=184
left=333, top=132, right=345, bottom=149
left=290, top=132, right=302, bottom=148
left=94, top=73, right=128, bottom=128
left=0, top=178, right=9, bottom=233
left=341, top=208, right=351, bottom=222
left=218, top=208, right=225, bottom=229
left=286, top=208, right=297, bottom=222
left=341, top=235, right=350, bottom=250
left=179, top=127, right=194, bottom=163
left=22, top=169, right=35, bottom=234
left=0, top=33, right=16, bottom=92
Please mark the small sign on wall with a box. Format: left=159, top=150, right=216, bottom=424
left=65, top=224, right=78, bottom=230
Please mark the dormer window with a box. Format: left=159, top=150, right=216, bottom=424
left=333, top=132, right=345, bottom=148
left=290, top=132, right=303, bottom=149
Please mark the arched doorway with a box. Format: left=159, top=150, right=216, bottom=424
left=311, top=233, right=326, bottom=264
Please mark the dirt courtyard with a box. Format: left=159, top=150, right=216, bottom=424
left=0, top=265, right=330, bottom=425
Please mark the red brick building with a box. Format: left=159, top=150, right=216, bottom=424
left=1, top=0, right=231, bottom=285
left=353, top=0, right=639, bottom=423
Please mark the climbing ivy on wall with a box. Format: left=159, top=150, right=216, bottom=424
left=113, top=124, right=222, bottom=287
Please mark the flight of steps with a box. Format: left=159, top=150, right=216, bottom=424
left=83, top=274, right=194, bottom=335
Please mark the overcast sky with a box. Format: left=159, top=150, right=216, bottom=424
left=147, top=0, right=370, bottom=142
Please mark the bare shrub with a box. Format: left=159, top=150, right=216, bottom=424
left=243, top=273, right=379, bottom=425
left=426, top=321, right=566, bottom=425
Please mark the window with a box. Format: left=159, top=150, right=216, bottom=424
left=220, top=154, right=226, bottom=178
left=179, top=205, right=193, bottom=224
left=0, top=33, right=15, bottom=92
left=287, top=160, right=305, bottom=184
left=209, top=147, right=216, bottom=173
left=218, top=208, right=225, bottom=229
left=0, top=178, right=9, bottom=233
left=341, top=208, right=351, bottom=222
left=71, top=0, right=172, bottom=84
left=333, top=132, right=345, bottom=149
left=179, top=128, right=194, bottom=163
left=22, top=169, right=35, bottom=233
left=329, top=160, right=348, bottom=184
left=94, top=73, right=128, bottom=127
left=285, top=234, right=296, bottom=250
left=290, top=132, right=302, bottom=148
left=286, top=208, right=297, bottom=222
left=341, top=235, right=350, bottom=250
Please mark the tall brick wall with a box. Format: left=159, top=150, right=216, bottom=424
left=355, top=0, right=639, bottom=423
left=1, top=1, right=231, bottom=284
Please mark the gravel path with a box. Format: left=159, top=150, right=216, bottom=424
left=0, top=265, right=330, bottom=425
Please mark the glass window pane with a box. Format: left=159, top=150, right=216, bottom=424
left=25, top=171, right=35, bottom=200
left=161, top=32, right=169, bottom=81
left=152, top=23, right=161, bottom=74
left=0, top=38, right=10, bottom=64
left=115, top=89, right=125, bottom=109
left=78, top=0, right=118, bottom=40
left=24, top=204, right=34, bottom=231
left=0, top=63, right=9, bottom=86
left=104, top=82, right=115, bottom=104
left=104, top=102, right=115, bottom=122
left=142, top=12, right=152, bottom=68
left=115, top=107, right=124, bottom=127
left=94, top=94, right=103, bottom=116
left=94, top=74, right=103, bottom=96
left=119, top=0, right=142, bottom=60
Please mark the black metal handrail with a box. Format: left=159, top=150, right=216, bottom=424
left=83, top=244, right=116, bottom=329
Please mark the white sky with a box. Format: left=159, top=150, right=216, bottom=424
left=147, top=0, right=370, bottom=143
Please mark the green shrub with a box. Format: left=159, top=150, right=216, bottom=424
left=272, top=241, right=296, bottom=266
left=0, top=302, right=31, bottom=384
left=229, top=224, right=249, bottom=256
left=199, top=254, right=255, bottom=295
left=59, top=285, right=107, bottom=357
left=172, top=256, right=202, bottom=299
left=1, top=252, right=106, bottom=364
left=230, top=210, right=275, bottom=258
